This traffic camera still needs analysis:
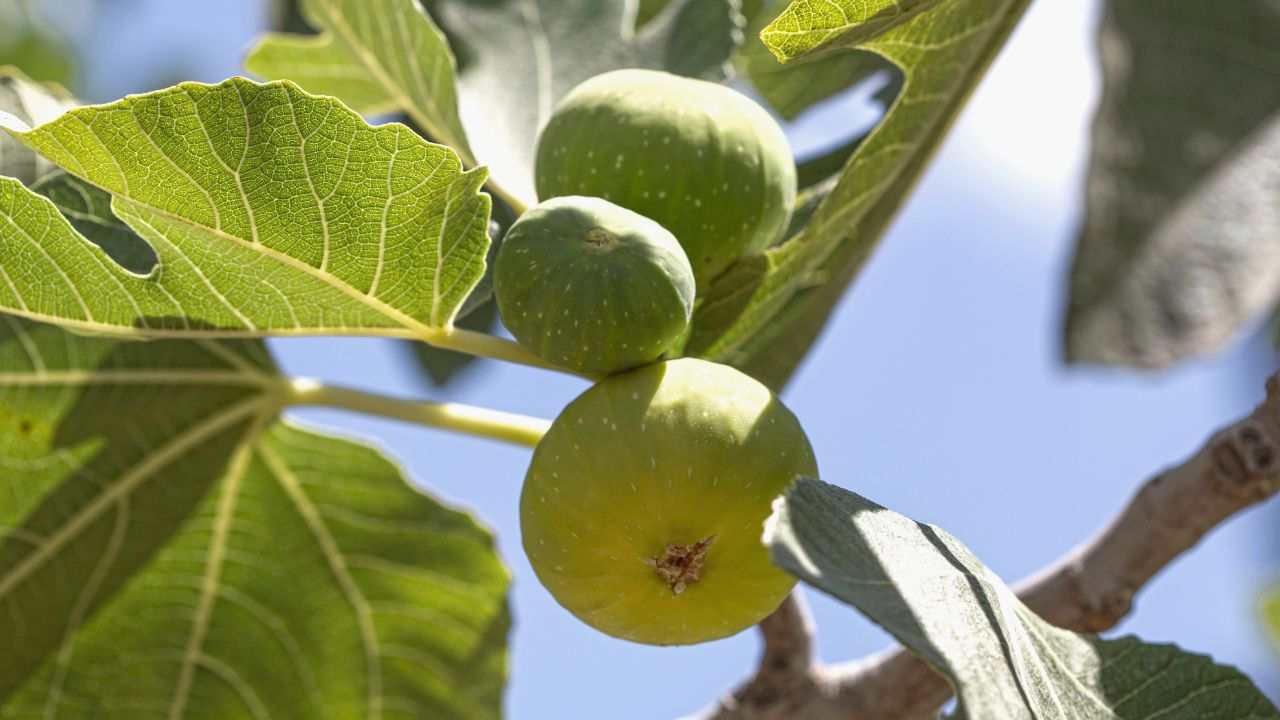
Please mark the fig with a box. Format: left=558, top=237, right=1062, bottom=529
left=521, top=358, right=818, bottom=645
left=535, top=69, right=797, bottom=286
left=495, top=195, right=695, bottom=375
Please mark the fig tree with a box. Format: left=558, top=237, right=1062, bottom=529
left=494, top=195, right=695, bottom=375
left=535, top=69, right=797, bottom=286
left=521, top=358, right=818, bottom=645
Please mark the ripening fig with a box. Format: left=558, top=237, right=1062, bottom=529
left=535, top=69, right=797, bottom=286
left=494, top=195, right=695, bottom=375
left=521, top=358, right=818, bottom=645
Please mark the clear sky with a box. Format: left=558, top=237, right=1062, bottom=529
left=38, top=0, right=1280, bottom=717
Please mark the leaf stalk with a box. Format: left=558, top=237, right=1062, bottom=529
left=285, top=379, right=550, bottom=448
left=421, top=326, right=593, bottom=379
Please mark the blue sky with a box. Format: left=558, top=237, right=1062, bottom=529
left=34, top=0, right=1280, bottom=717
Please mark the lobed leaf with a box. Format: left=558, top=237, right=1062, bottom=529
left=1064, top=2, right=1280, bottom=368
left=246, top=0, right=473, bottom=161
left=769, top=478, right=1280, bottom=719
left=0, top=317, right=510, bottom=718
left=0, top=78, right=491, bottom=338
left=245, top=31, right=398, bottom=118
left=688, top=0, right=1029, bottom=390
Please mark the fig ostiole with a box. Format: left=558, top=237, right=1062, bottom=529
left=495, top=195, right=696, bottom=375
left=521, top=358, right=818, bottom=646
left=535, top=68, right=797, bottom=287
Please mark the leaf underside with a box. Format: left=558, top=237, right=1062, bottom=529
left=0, top=78, right=491, bottom=338
left=769, top=478, right=1280, bottom=720
left=246, top=0, right=474, bottom=161
left=0, top=317, right=510, bottom=719
left=1064, top=1, right=1280, bottom=369
left=0, top=65, right=509, bottom=720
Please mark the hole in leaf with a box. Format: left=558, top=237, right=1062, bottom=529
left=31, top=171, right=159, bottom=276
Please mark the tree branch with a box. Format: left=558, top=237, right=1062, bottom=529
left=695, top=593, right=823, bottom=718
left=696, top=372, right=1280, bottom=720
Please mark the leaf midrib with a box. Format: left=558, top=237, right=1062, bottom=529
left=258, top=438, right=382, bottom=720
left=113, top=196, right=441, bottom=339
left=0, top=395, right=272, bottom=603
left=168, top=434, right=259, bottom=720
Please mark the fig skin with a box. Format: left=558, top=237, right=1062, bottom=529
left=521, top=358, right=818, bottom=646
left=535, top=69, right=797, bottom=287
left=494, top=196, right=696, bottom=375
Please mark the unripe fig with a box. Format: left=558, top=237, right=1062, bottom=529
left=535, top=69, right=797, bottom=286
left=495, top=196, right=695, bottom=375
left=521, top=358, right=818, bottom=645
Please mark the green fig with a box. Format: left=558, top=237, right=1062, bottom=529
left=495, top=196, right=695, bottom=375
left=521, top=358, right=818, bottom=645
left=535, top=69, right=796, bottom=286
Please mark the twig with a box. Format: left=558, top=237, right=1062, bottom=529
left=696, top=372, right=1280, bottom=720
left=693, top=593, right=822, bottom=718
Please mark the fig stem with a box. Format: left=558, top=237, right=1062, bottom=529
left=285, top=379, right=550, bottom=448
left=421, top=326, right=596, bottom=379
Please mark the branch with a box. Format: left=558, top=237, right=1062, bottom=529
left=697, top=372, right=1280, bottom=720
left=693, top=593, right=823, bottom=718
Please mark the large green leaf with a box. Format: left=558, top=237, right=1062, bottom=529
left=1064, top=2, right=1280, bottom=369
left=0, top=78, right=491, bottom=338
left=432, top=0, right=747, bottom=203
left=0, top=317, right=510, bottom=718
left=246, top=0, right=472, bottom=162
left=687, top=0, right=1029, bottom=390
left=768, top=478, right=1280, bottom=719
